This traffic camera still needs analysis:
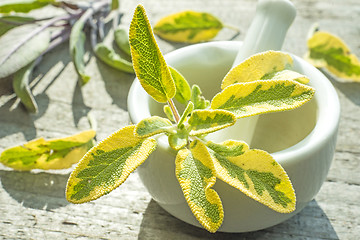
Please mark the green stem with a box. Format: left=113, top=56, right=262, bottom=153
left=168, top=99, right=180, bottom=123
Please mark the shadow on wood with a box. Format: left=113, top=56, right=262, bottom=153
left=0, top=170, right=70, bottom=210
left=138, top=199, right=339, bottom=240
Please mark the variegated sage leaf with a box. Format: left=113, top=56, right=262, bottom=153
left=188, top=109, right=236, bottom=136
left=66, top=126, right=156, bottom=203
left=190, top=84, right=210, bottom=110
left=129, top=5, right=176, bottom=103
left=306, top=31, right=360, bottom=82
left=0, top=130, right=96, bottom=171
left=163, top=105, right=175, bottom=122
left=221, top=51, right=294, bottom=89
left=168, top=128, right=188, bottom=151
left=169, top=66, right=191, bottom=104
left=154, top=11, right=223, bottom=43
left=0, top=0, right=54, bottom=13
left=135, top=116, right=173, bottom=138
left=206, top=140, right=296, bottom=213
left=211, top=80, right=315, bottom=119
left=175, top=140, right=223, bottom=232
left=178, top=101, right=194, bottom=126
left=262, top=69, right=309, bottom=85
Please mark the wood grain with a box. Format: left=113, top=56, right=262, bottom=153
left=1, top=0, right=359, bottom=239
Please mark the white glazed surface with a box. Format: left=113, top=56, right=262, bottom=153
left=127, top=41, right=340, bottom=232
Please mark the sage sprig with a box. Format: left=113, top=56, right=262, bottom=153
left=66, top=5, right=315, bottom=233
left=0, top=0, right=135, bottom=112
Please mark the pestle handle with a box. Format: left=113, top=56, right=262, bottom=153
left=233, top=0, right=296, bottom=66
left=229, top=0, right=296, bottom=146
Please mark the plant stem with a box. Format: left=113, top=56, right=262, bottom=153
left=0, top=13, right=82, bottom=66
left=168, top=99, right=180, bottom=123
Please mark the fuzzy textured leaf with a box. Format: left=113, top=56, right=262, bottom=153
left=129, top=5, right=175, bottom=103
left=188, top=109, right=236, bottom=136
left=206, top=140, right=296, bottom=213
left=0, top=24, right=50, bottom=78
left=69, top=13, right=90, bottom=85
left=0, top=130, right=96, bottom=171
left=94, top=43, right=134, bottom=73
left=66, top=126, right=156, bottom=203
left=169, top=66, right=191, bottom=104
left=211, top=80, right=315, bottom=119
left=176, top=140, right=223, bottom=232
left=221, top=51, right=294, bottom=89
left=135, top=116, right=173, bottom=138
left=114, top=26, right=131, bottom=56
left=0, top=0, right=53, bottom=13
left=154, top=11, right=223, bottom=43
left=178, top=101, right=194, bottom=126
left=190, top=85, right=210, bottom=110
left=0, top=15, right=35, bottom=36
left=12, top=61, right=38, bottom=113
left=306, top=31, right=360, bottom=82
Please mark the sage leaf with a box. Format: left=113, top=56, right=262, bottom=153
left=154, top=11, right=223, bottom=43
left=163, top=105, right=175, bottom=122
left=134, top=116, right=173, bottom=138
left=190, top=85, right=210, bottom=110
left=114, top=25, right=131, bottom=56
left=129, top=5, right=176, bottom=103
left=206, top=140, right=296, bottom=213
left=0, top=15, right=35, bottom=36
left=94, top=43, right=134, bottom=73
left=305, top=31, right=360, bottom=82
left=168, top=131, right=188, bottom=151
left=221, top=51, right=294, bottom=89
left=178, top=101, right=194, bottom=126
left=175, top=140, right=223, bottom=233
left=12, top=61, right=38, bottom=113
left=69, top=12, right=91, bottom=85
left=66, top=126, right=156, bottom=203
left=169, top=66, right=191, bottom=104
left=0, top=0, right=53, bottom=13
left=188, top=109, right=236, bottom=136
left=0, top=130, right=96, bottom=171
left=211, top=80, right=315, bottom=119
left=111, top=0, right=119, bottom=11
left=0, top=23, right=50, bottom=79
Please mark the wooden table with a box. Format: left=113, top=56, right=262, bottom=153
left=1, top=0, right=359, bottom=239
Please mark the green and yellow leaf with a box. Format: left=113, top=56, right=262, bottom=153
left=176, top=140, right=223, bottom=232
left=154, top=10, right=223, bottom=43
left=178, top=101, right=194, bottom=126
left=168, top=131, right=188, bottom=151
left=169, top=66, right=191, bottom=104
left=262, top=69, right=309, bottom=85
left=206, top=140, right=295, bottom=213
left=188, top=109, right=236, bottom=136
left=305, top=31, right=360, bottom=82
left=190, top=84, right=210, bottom=110
left=163, top=105, right=175, bottom=122
left=66, top=126, right=156, bottom=203
left=0, top=130, right=96, bottom=171
left=135, top=116, right=174, bottom=138
left=211, top=80, right=315, bottom=119
left=221, top=51, right=294, bottom=89
left=129, top=5, right=176, bottom=102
